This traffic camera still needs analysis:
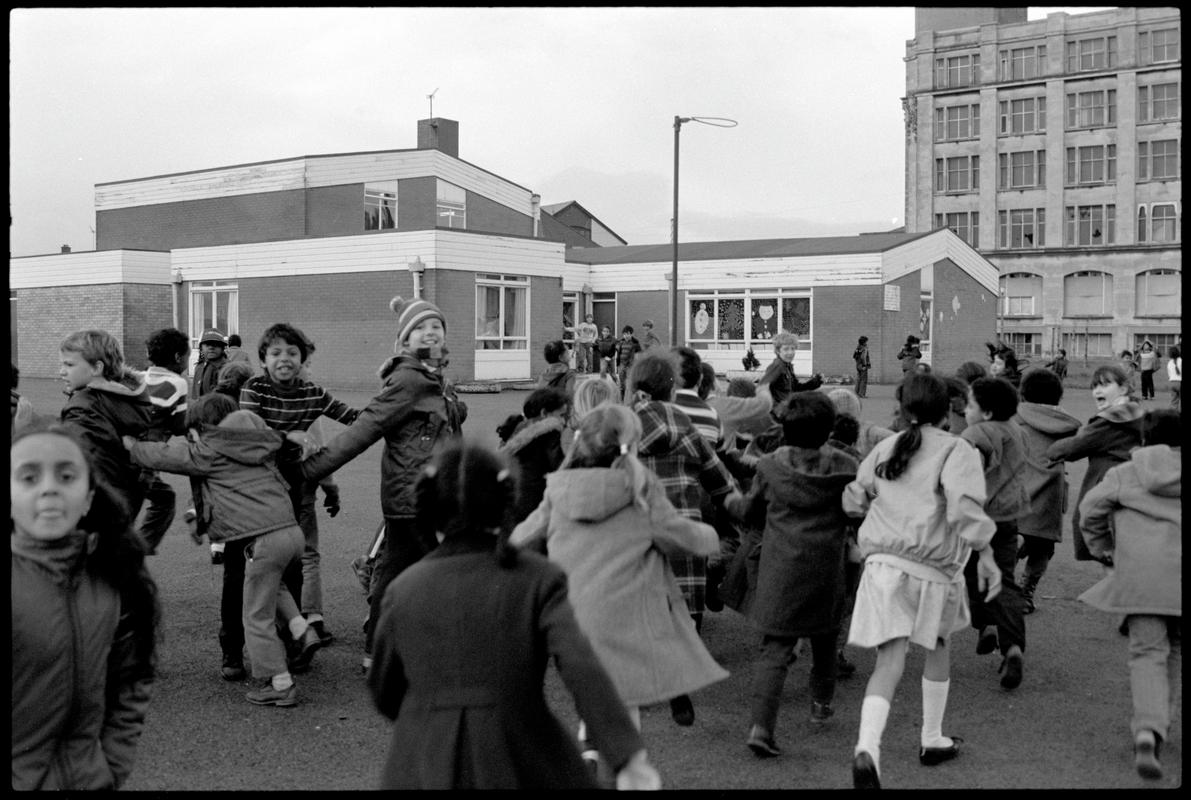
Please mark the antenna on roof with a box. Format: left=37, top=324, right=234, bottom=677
left=427, top=88, right=439, bottom=119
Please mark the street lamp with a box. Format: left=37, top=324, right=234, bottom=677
left=409, top=256, right=426, bottom=299
left=672, top=115, right=737, bottom=347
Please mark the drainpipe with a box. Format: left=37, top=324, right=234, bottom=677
left=531, top=194, right=541, bottom=238
left=171, top=269, right=183, bottom=330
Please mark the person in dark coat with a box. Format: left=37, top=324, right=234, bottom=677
left=758, top=331, right=823, bottom=410
left=727, top=392, right=859, bottom=758
left=368, top=441, right=660, bottom=789
left=190, top=328, right=229, bottom=399
left=497, top=387, right=570, bottom=524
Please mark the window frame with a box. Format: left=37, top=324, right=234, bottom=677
left=1065, top=144, right=1117, bottom=186
left=474, top=274, right=530, bottom=350
left=1063, top=270, right=1113, bottom=317
left=998, top=96, right=1046, bottom=136
left=364, top=185, right=398, bottom=231
left=934, top=102, right=981, bottom=142
left=1138, top=82, right=1180, bottom=123
left=998, top=149, right=1045, bottom=190
left=1064, top=205, right=1115, bottom=246
left=934, top=155, right=980, bottom=193
left=436, top=180, right=467, bottom=230
left=1139, top=28, right=1180, bottom=65
left=1134, top=269, right=1182, bottom=317
left=934, top=52, right=980, bottom=89
left=1065, top=35, right=1117, bottom=72
left=1065, top=89, right=1117, bottom=130
left=998, top=43, right=1046, bottom=81
left=935, top=211, right=980, bottom=247
left=685, top=288, right=812, bottom=349
left=999, top=272, right=1042, bottom=316
left=997, top=208, right=1045, bottom=249
left=1137, top=139, right=1180, bottom=182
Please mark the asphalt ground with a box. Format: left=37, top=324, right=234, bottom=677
left=11, top=374, right=1182, bottom=790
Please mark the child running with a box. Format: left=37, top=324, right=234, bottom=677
left=842, top=374, right=1001, bottom=789
left=369, top=440, right=660, bottom=789
left=496, top=387, right=570, bottom=524
left=510, top=402, right=727, bottom=782
left=1077, top=409, right=1181, bottom=781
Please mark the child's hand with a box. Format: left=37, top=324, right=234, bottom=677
left=616, top=749, right=661, bottom=790
left=286, top=431, right=323, bottom=460
left=975, top=548, right=1002, bottom=602
left=323, top=489, right=341, bottom=518
left=121, top=435, right=137, bottom=451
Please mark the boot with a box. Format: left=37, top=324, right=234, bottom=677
left=1021, top=573, right=1041, bottom=615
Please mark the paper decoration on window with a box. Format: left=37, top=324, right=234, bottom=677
left=883, top=285, right=901, bottom=311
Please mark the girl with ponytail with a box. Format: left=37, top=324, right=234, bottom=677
left=841, top=373, right=1003, bottom=788
left=511, top=403, right=728, bottom=784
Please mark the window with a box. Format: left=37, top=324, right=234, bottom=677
left=1065, top=145, right=1116, bottom=185
left=1136, top=204, right=1179, bottom=244
left=920, top=295, right=933, bottom=349
left=562, top=292, right=578, bottom=345
left=1062, top=332, right=1114, bottom=358
left=934, top=155, right=979, bottom=192
left=475, top=274, right=528, bottom=350
left=999, top=273, right=1042, bottom=316
left=1138, top=82, right=1180, bottom=122
left=1135, top=270, right=1181, bottom=317
left=1139, top=28, right=1180, bottom=64
left=1063, top=271, right=1112, bottom=316
left=1064, top=205, right=1115, bottom=246
left=1065, top=36, right=1117, bottom=72
left=934, top=211, right=979, bottom=246
left=997, top=209, right=1046, bottom=248
left=189, top=281, right=239, bottom=372
left=934, top=53, right=980, bottom=89
left=436, top=181, right=466, bottom=229
left=1134, top=333, right=1181, bottom=356
left=934, top=103, right=980, bottom=141
left=687, top=289, right=811, bottom=349
left=1001, top=332, right=1042, bottom=358
left=997, top=150, right=1045, bottom=189
left=1137, top=140, right=1180, bottom=181
left=1065, top=89, right=1116, bottom=129
left=998, top=44, right=1046, bottom=81
left=364, top=184, right=398, bottom=231
left=998, top=97, right=1046, bottom=135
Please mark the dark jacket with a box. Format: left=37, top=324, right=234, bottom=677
left=301, top=352, right=466, bottom=518
left=897, top=343, right=922, bottom=373
left=727, top=445, right=858, bottom=637
left=960, top=419, right=1031, bottom=522
left=11, top=530, right=154, bottom=790
left=758, top=357, right=822, bottom=409
left=60, top=374, right=157, bottom=508
left=614, top=336, right=642, bottom=369
left=128, top=410, right=297, bottom=543
left=369, top=537, right=644, bottom=789
left=1012, top=402, right=1082, bottom=540
left=595, top=334, right=618, bottom=360
left=538, top=362, right=576, bottom=397
left=501, top=415, right=566, bottom=523
left=190, top=352, right=229, bottom=399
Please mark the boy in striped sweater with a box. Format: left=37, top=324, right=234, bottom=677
left=240, top=323, right=360, bottom=649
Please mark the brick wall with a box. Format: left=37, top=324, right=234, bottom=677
left=428, top=268, right=478, bottom=384
left=306, top=184, right=367, bottom=237
left=810, top=284, right=885, bottom=380
left=614, top=291, right=670, bottom=346
left=878, top=271, right=922, bottom=384
left=121, top=285, right=175, bottom=370
left=97, top=190, right=307, bottom=250
left=467, top=192, right=533, bottom=238
left=529, top=276, right=564, bottom=376
left=931, top=257, right=997, bottom=376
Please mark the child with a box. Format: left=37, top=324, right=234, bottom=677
left=300, top=295, right=467, bottom=673
left=538, top=338, right=577, bottom=397
left=138, top=327, right=192, bottom=555
left=225, top=332, right=252, bottom=365
left=12, top=423, right=160, bottom=789
left=497, top=387, right=570, bottom=524
left=510, top=403, right=726, bottom=782
left=11, top=361, right=35, bottom=429
left=758, top=331, right=823, bottom=410
left=369, top=440, right=660, bottom=789
left=58, top=330, right=156, bottom=517
left=1119, top=349, right=1139, bottom=383
left=896, top=335, right=922, bottom=376
left=1045, top=348, right=1069, bottom=380
left=826, top=411, right=864, bottom=678
left=1011, top=368, right=1081, bottom=614
left=1136, top=340, right=1159, bottom=400
left=239, top=323, right=360, bottom=647
left=1046, top=365, right=1145, bottom=563
left=853, top=336, right=871, bottom=398
left=708, top=375, right=774, bottom=454
left=1167, top=344, right=1181, bottom=410
left=727, top=392, right=858, bottom=758
left=571, top=374, right=619, bottom=426
left=639, top=318, right=663, bottom=351
left=842, top=374, right=1001, bottom=788
left=614, top=325, right=642, bottom=400
left=960, top=377, right=1031, bottom=690
left=1078, top=409, right=1181, bottom=781
left=126, top=393, right=321, bottom=703
left=190, top=328, right=229, bottom=399
left=574, top=313, right=598, bottom=374
left=989, top=349, right=1022, bottom=389
left=826, top=388, right=894, bottom=460
left=595, top=325, right=619, bottom=383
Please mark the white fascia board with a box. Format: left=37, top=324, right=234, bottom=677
left=9, top=250, right=172, bottom=288
left=586, top=254, right=884, bottom=292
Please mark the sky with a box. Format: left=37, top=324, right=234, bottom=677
left=9, top=7, right=1113, bottom=257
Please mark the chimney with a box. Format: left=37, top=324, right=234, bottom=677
left=417, top=118, right=459, bottom=158
left=61, top=244, right=71, bottom=253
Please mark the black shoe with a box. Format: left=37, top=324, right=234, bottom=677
left=975, top=628, right=998, bottom=655
left=999, top=650, right=1023, bottom=690
left=670, top=694, right=695, bottom=727
left=705, top=565, right=725, bottom=613
left=288, top=627, right=322, bottom=674
left=810, top=701, right=835, bottom=724
left=308, top=619, right=334, bottom=646
left=220, top=654, right=246, bottom=682
left=852, top=750, right=880, bottom=789
left=919, top=736, right=963, bottom=766
left=746, top=725, right=781, bottom=758
left=836, top=650, right=857, bottom=678
left=1134, top=731, right=1163, bottom=780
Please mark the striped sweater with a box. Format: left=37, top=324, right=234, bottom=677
left=239, top=375, right=361, bottom=479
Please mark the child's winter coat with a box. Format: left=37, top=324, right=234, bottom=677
left=1011, top=401, right=1081, bottom=541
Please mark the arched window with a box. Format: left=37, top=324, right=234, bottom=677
left=1135, top=269, right=1181, bottom=316
left=1063, top=271, right=1112, bottom=316
left=1138, top=203, right=1179, bottom=244
left=999, top=272, right=1043, bottom=316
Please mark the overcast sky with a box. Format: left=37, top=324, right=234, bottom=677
left=9, top=7, right=1113, bottom=257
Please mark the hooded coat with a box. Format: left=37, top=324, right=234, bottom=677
left=729, top=445, right=859, bottom=636
left=500, top=415, right=566, bottom=524
left=510, top=468, right=728, bottom=705
left=1078, top=445, right=1181, bottom=616
left=1046, top=400, right=1145, bottom=561
left=960, top=419, right=1031, bottom=522
left=1011, top=402, right=1082, bottom=540
left=60, top=373, right=156, bottom=508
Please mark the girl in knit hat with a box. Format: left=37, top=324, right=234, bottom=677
left=301, top=295, right=467, bottom=672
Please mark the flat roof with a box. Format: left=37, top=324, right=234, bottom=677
left=566, top=230, right=932, bottom=265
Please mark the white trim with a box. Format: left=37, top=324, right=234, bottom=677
left=9, top=250, right=172, bottom=288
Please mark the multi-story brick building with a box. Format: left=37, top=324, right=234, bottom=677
left=904, top=6, right=1181, bottom=362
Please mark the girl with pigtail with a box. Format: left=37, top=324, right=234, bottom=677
left=511, top=402, right=728, bottom=786
left=367, top=440, right=659, bottom=790
left=841, top=374, right=1003, bottom=789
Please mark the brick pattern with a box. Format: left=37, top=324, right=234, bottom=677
left=931, top=258, right=997, bottom=376
left=98, top=190, right=307, bottom=251
left=809, top=284, right=884, bottom=380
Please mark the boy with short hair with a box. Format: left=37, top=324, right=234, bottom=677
left=139, top=327, right=193, bottom=553
left=191, top=329, right=230, bottom=399
left=758, top=332, right=823, bottom=410
left=640, top=319, right=663, bottom=351
left=615, top=325, right=643, bottom=401
left=575, top=313, right=598, bottom=373
left=239, top=323, right=360, bottom=648
left=595, top=325, right=619, bottom=383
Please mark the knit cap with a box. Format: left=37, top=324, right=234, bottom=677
left=390, top=295, right=446, bottom=352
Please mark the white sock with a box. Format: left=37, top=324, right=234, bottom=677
left=856, top=695, right=890, bottom=776
left=288, top=616, right=309, bottom=640
left=921, top=677, right=952, bottom=748
left=272, top=672, right=294, bottom=691
left=305, top=612, right=323, bottom=624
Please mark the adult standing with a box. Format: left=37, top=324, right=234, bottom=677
left=574, top=314, right=598, bottom=374
left=853, top=336, right=871, bottom=398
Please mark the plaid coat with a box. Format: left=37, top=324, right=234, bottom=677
left=633, top=399, right=738, bottom=614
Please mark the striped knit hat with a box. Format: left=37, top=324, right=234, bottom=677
left=390, top=295, right=446, bottom=352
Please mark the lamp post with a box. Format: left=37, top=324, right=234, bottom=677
left=671, top=115, right=737, bottom=347
left=409, top=256, right=426, bottom=299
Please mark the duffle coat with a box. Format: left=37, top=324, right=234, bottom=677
left=1011, top=402, right=1082, bottom=540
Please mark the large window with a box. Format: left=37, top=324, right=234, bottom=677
left=1062, top=332, right=1114, bottom=358
left=998, top=150, right=1045, bottom=189
left=1065, top=145, right=1116, bottom=186
left=475, top=274, right=528, bottom=350
left=1000, top=272, right=1043, bottom=316
left=1138, top=82, right=1180, bottom=123
left=1065, top=36, right=1117, bottom=72
left=189, top=281, right=239, bottom=372
left=1064, top=205, right=1115, bottom=246
left=1137, top=204, right=1180, bottom=244
left=687, top=289, right=810, bottom=349
left=436, top=180, right=466, bottom=229
left=998, top=97, right=1046, bottom=135
left=1001, top=332, right=1043, bottom=358
left=1137, top=140, right=1179, bottom=181
left=934, top=155, right=979, bottom=193
left=934, top=103, right=980, bottom=141
left=997, top=209, right=1045, bottom=248
left=934, top=211, right=979, bottom=246
left=998, top=44, right=1046, bottom=81
left=364, top=183, right=398, bottom=231
left=935, top=53, right=980, bottom=89
left=1134, top=333, right=1181, bottom=356
left=1139, top=28, right=1180, bottom=64
left=1135, top=270, right=1181, bottom=317
left=1064, top=271, right=1113, bottom=316
left=1066, top=89, right=1116, bottom=130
